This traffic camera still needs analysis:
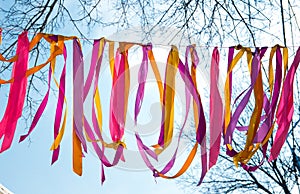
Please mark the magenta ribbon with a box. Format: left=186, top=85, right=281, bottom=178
left=109, top=49, right=123, bottom=142
left=182, top=46, right=192, bottom=138
left=254, top=47, right=283, bottom=143
left=73, top=39, right=87, bottom=153
left=135, top=45, right=199, bottom=167
left=19, top=62, right=52, bottom=143
left=83, top=117, right=124, bottom=167
left=134, top=45, right=150, bottom=124
left=51, top=43, right=67, bottom=164
left=224, top=47, right=267, bottom=145
left=156, top=49, right=171, bottom=147
left=0, top=31, right=29, bottom=152
left=134, top=45, right=160, bottom=162
left=87, top=39, right=105, bottom=140
left=269, top=47, right=300, bottom=161
left=209, top=47, right=223, bottom=169
left=84, top=39, right=100, bottom=100
left=82, top=40, right=126, bottom=184
left=19, top=35, right=60, bottom=142
left=84, top=116, right=125, bottom=185
left=136, top=47, right=207, bottom=185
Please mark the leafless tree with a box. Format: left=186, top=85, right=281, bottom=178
left=178, top=88, right=300, bottom=194
left=177, top=46, right=300, bottom=193
left=1, top=0, right=300, bottom=193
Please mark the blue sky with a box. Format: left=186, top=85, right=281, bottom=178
left=0, top=126, right=185, bottom=194
left=0, top=43, right=187, bottom=194
left=0, top=1, right=190, bottom=193
left=4, top=1, right=300, bottom=193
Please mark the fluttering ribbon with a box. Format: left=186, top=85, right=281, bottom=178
left=18, top=34, right=72, bottom=168
left=72, top=38, right=86, bottom=175
left=154, top=46, right=179, bottom=155
left=186, top=46, right=208, bottom=185
left=109, top=42, right=132, bottom=146
left=209, top=47, right=223, bottom=169
left=0, top=31, right=29, bottom=152
left=1, top=29, right=300, bottom=186
left=233, top=48, right=266, bottom=165
left=222, top=45, right=299, bottom=169
left=134, top=44, right=163, bottom=162
left=134, top=45, right=149, bottom=124
left=136, top=45, right=207, bottom=185
left=253, top=46, right=284, bottom=143
left=241, top=46, right=286, bottom=171
left=82, top=40, right=128, bottom=183
left=269, top=47, right=300, bottom=161
left=224, top=47, right=267, bottom=165
left=50, top=39, right=68, bottom=164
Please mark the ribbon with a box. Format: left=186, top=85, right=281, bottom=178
left=269, top=47, right=300, bottom=161
left=135, top=44, right=164, bottom=155
left=109, top=48, right=121, bottom=142
left=155, top=46, right=179, bottom=154
left=134, top=45, right=150, bottom=124
left=154, top=55, right=207, bottom=184
left=1, top=30, right=300, bottom=185
left=0, top=31, right=29, bottom=152
left=224, top=47, right=268, bottom=166
left=109, top=42, right=132, bottom=145
left=148, top=46, right=164, bottom=106
left=17, top=36, right=57, bottom=142
left=136, top=45, right=195, bottom=167
left=209, top=47, right=223, bottom=169
left=224, top=47, right=247, bottom=144
left=83, top=41, right=131, bottom=173
left=134, top=44, right=165, bottom=162
left=237, top=49, right=264, bottom=164
left=86, top=39, right=105, bottom=140
left=83, top=38, right=110, bottom=183
left=19, top=35, right=71, bottom=167
left=254, top=46, right=285, bottom=143
left=18, top=64, right=52, bottom=143
left=224, top=47, right=267, bottom=144
left=72, top=38, right=86, bottom=175
left=0, top=33, right=74, bottom=85
left=136, top=46, right=207, bottom=185
left=51, top=41, right=68, bottom=164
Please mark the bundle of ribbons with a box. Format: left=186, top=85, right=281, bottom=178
left=0, top=31, right=299, bottom=185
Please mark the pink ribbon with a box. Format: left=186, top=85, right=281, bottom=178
left=0, top=31, right=29, bottom=152
left=73, top=39, right=87, bottom=152
left=84, top=39, right=100, bottom=100
left=109, top=49, right=122, bottom=142
left=135, top=45, right=200, bottom=168
left=19, top=65, right=52, bottom=143
left=134, top=45, right=150, bottom=124
left=51, top=43, right=67, bottom=164
left=209, top=47, right=223, bottom=169
left=87, top=39, right=105, bottom=140
left=82, top=40, right=126, bottom=184
left=136, top=48, right=207, bottom=185
left=109, top=46, right=129, bottom=144
left=269, top=47, right=300, bottom=161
